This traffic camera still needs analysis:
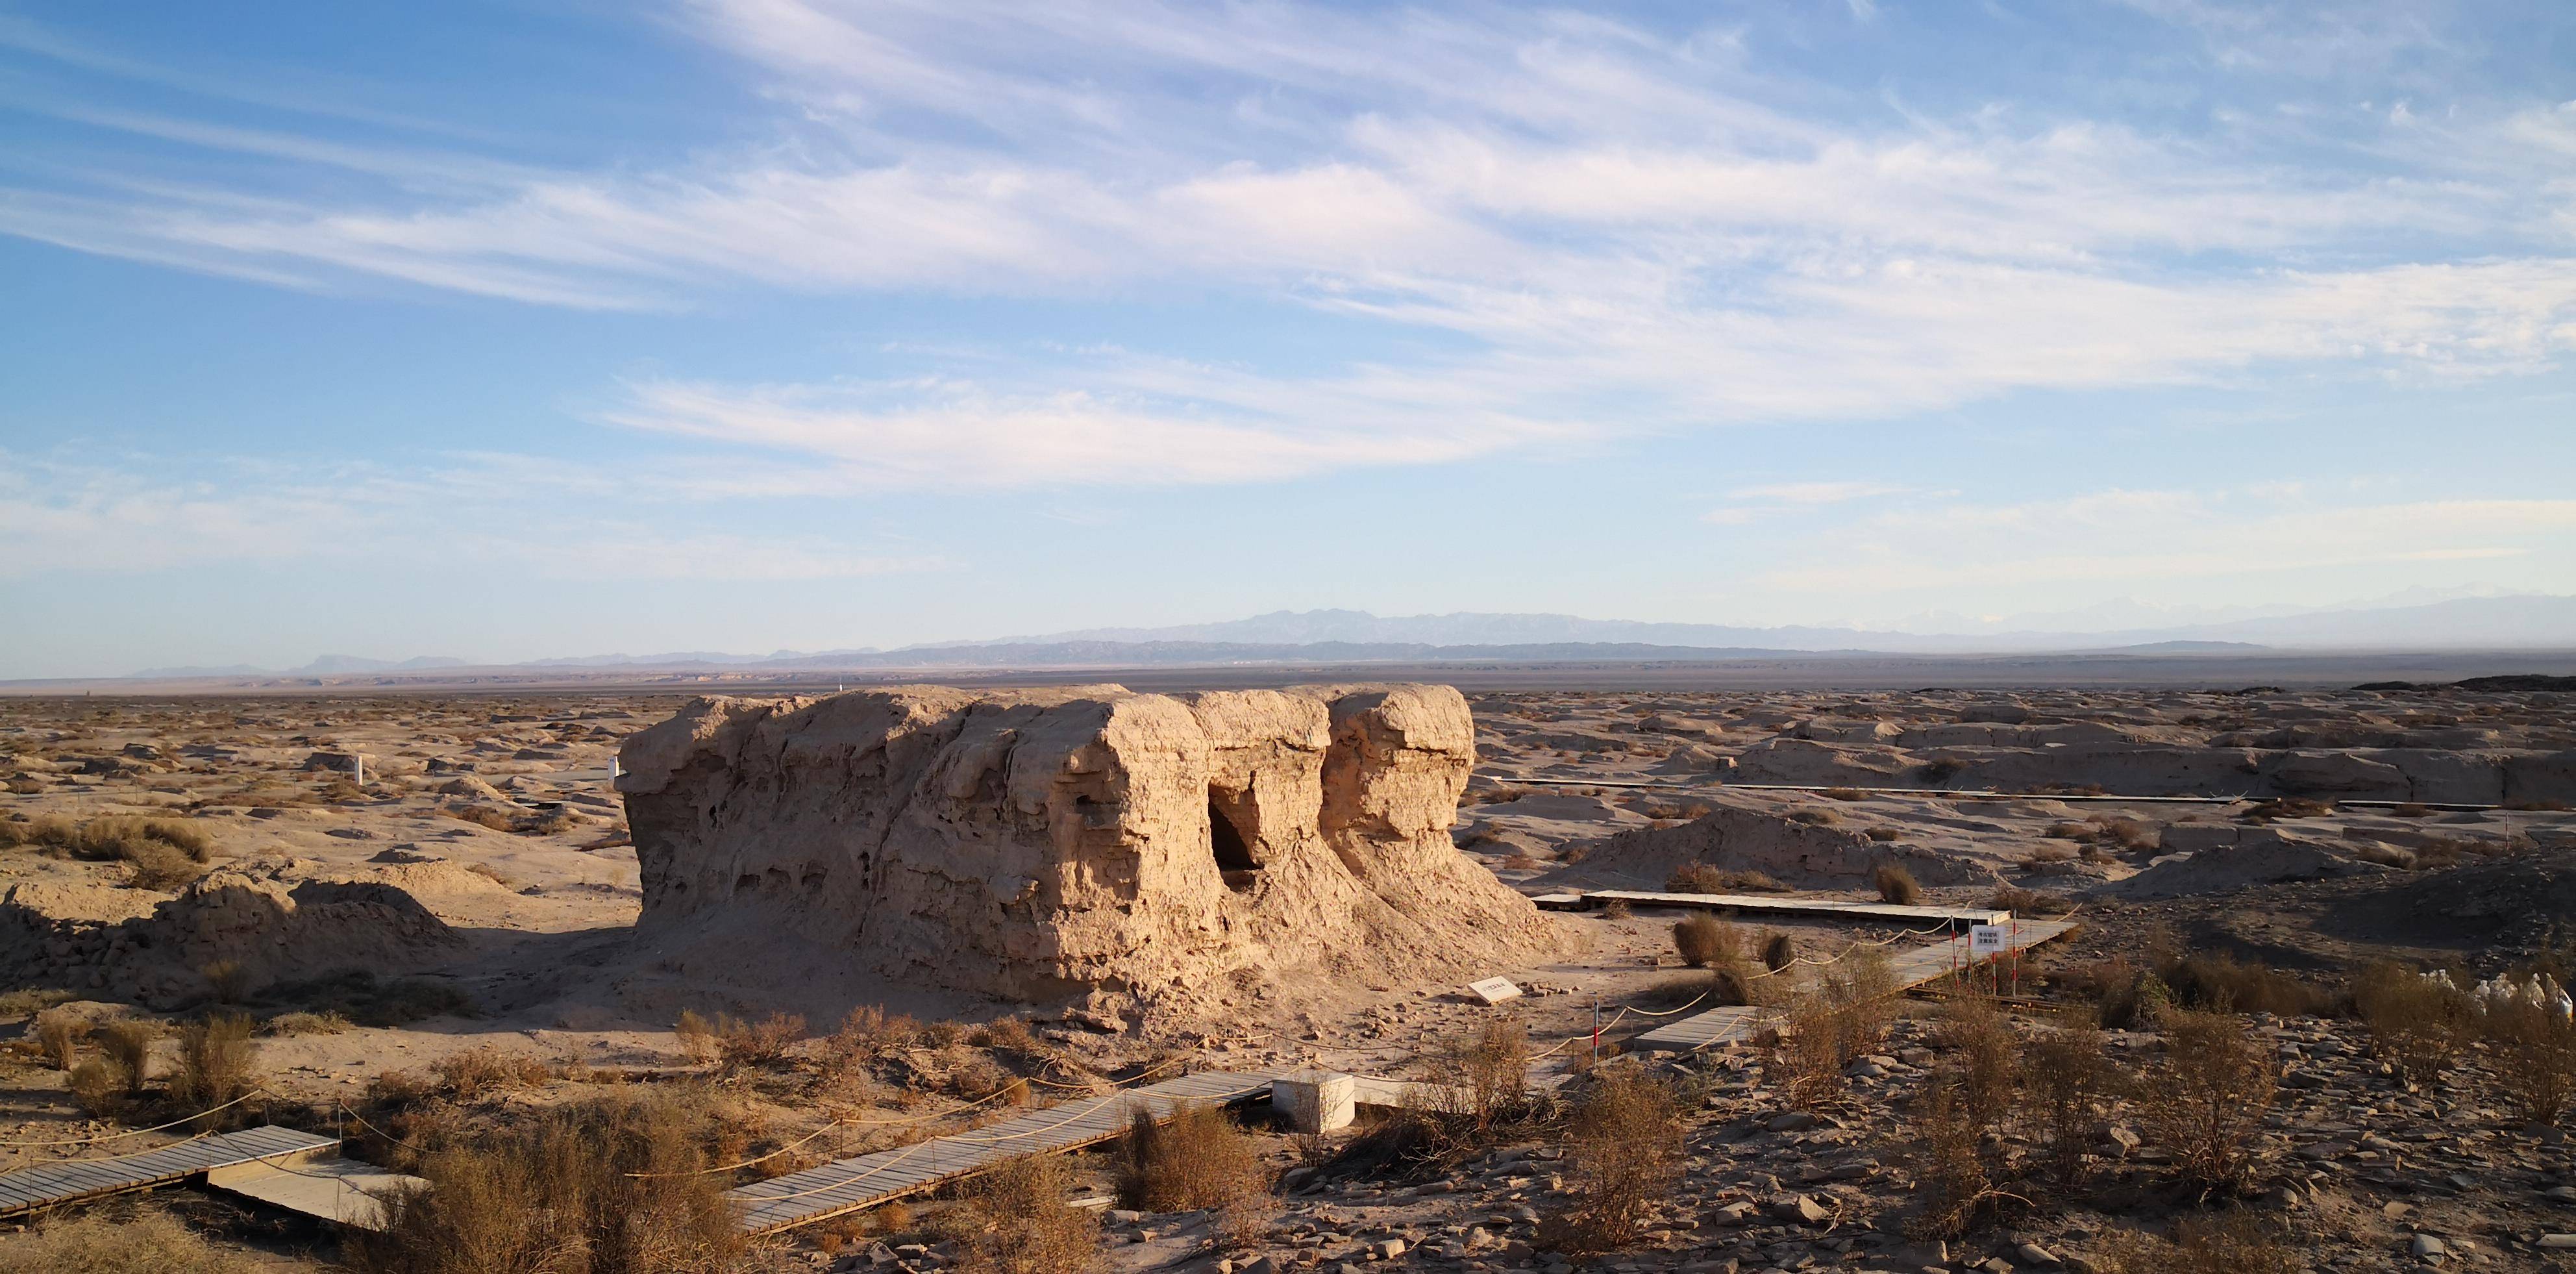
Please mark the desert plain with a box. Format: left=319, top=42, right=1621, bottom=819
left=2, top=672, right=2575, bottom=1273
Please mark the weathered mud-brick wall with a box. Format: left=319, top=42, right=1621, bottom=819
left=617, top=683, right=1565, bottom=1006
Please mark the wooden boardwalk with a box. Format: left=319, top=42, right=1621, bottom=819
left=1631, top=919, right=2078, bottom=1052
left=729, top=1069, right=1280, bottom=1235
left=0, top=1125, right=338, bottom=1220
left=1534, top=889, right=2009, bottom=928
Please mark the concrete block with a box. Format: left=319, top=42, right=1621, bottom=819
left=1272, top=1071, right=1356, bottom=1133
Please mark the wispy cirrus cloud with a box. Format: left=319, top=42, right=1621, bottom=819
left=4, top=0, right=2575, bottom=497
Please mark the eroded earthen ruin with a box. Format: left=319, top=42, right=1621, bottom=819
left=616, top=682, right=1567, bottom=1010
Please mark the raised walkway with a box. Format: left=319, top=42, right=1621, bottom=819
left=1631, top=918, right=2078, bottom=1052
left=730, top=1068, right=1281, bottom=1235
left=0, top=1125, right=338, bottom=1221
left=1534, top=888, right=2010, bottom=927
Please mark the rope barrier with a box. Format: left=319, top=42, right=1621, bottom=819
left=0, top=1088, right=269, bottom=1148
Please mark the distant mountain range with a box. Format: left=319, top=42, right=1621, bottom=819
left=117, top=593, right=2576, bottom=679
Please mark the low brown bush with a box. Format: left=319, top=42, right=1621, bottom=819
left=1822, top=786, right=1868, bottom=802
left=2091, top=1210, right=2300, bottom=1274
left=33, top=1007, right=87, bottom=1070
left=347, top=1091, right=747, bottom=1274
left=1429, top=1020, right=1532, bottom=1130
left=1935, top=992, right=2019, bottom=1123
left=1987, top=885, right=2075, bottom=917
left=1905, top=1075, right=2003, bottom=1240
left=2347, top=962, right=2473, bottom=1085
left=2142, top=1009, right=2277, bottom=1194
left=675, top=1009, right=719, bottom=1064
left=1115, top=1102, right=1266, bottom=1214
left=1789, top=808, right=1841, bottom=827
left=2158, top=953, right=2329, bottom=1018
left=1539, top=1064, right=1682, bottom=1256
left=2022, top=843, right=2077, bottom=865
left=2023, top=1021, right=2120, bottom=1186
left=1672, top=914, right=1739, bottom=968
left=2482, top=995, right=2576, bottom=1126
left=1665, top=863, right=1785, bottom=893
left=432, top=1046, right=549, bottom=1101
left=1871, top=862, right=1922, bottom=905
left=200, top=959, right=253, bottom=1005
left=1864, top=826, right=1901, bottom=842
left=68, top=1057, right=127, bottom=1117
left=0, top=1208, right=261, bottom=1274
left=99, top=1020, right=157, bottom=1094
left=950, top=1153, right=1102, bottom=1273
left=1784, top=946, right=1898, bottom=1108
left=169, top=1014, right=258, bottom=1129
left=716, top=1011, right=806, bottom=1069
left=1759, top=931, right=1798, bottom=972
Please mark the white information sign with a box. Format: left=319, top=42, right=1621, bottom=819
left=1467, top=977, right=1524, bottom=1006
left=1968, top=924, right=2009, bottom=955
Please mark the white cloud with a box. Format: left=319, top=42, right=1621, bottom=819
left=1748, top=489, right=2576, bottom=594
left=3, top=3, right=2574, bottom=491
left=1728, top=481, right=1913, bottom=505
left=0, top=453, right=937, bottom=581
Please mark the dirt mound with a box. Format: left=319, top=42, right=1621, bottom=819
left=2103, top=833, right=2394, bottom=900
left=2324, top=851, right=2576, bottom=951
left=1543, top=806, right=2000, bottom=890
left=0, top=858, right=464, bottom=1006
left=616, top=683, right=1570, bottom=1018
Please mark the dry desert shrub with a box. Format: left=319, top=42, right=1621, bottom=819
left=1672, top=914, right=1740, bottom=968
left=67, top=1058, right=127, bottom=1117
left=1905, top=1075, right=2005, bottom=1240
left=1935, top=992, right=2020, bottom=1123
left=715, top=1012, right=806, bottom=1069
left=1430, top=1019, right=1532, bottom=1129
left=2142, top=1009, right=2277, bottom=1195
left=2481, top=995, right=2576, bottom=1125
left=1539, top=1064, right=1683, bottom=1256
left=169, top=1014, right=258, bottom=1129
left=2022, top=843, right=2079, bottom=865
left=1987, top=885, right=2076, bottom=917
left=1822, top=786, right=1868, bottom=801
left=1864, top=825, right=1902, bottom=842
left=1789, top=808, right=1841, bottom=827
left=199, top=958, right=253, bottom=1004
left=1665, top=862, right=1785, bottom=893
left=2023, top=1021, right=2121, bottom=1186
left=1784, top=946, right=1898, bottom=1108
left=2156, top=953, right=2328, bottom=1018
left=442, top=804, right=516, bottom=832
left=33, top=1006, right=88, bottom=1070
left=98, top=1019, right=157, bottom=1094
left=260, top=1010, right=350, bottom=1036
left=1759, top=931, right=1799, bottom=972
left=2347, top=962, right=2474, bottom=1085
left=0, top=1208, right=260, bottom=1274
left=950, top=1154, right=1102, bottom=1274
left=432, top=1046, right=550, bottom=1101
left=2091, top=1211, right=2301, bottom=1274
left=0, top=987, right=73, bottom=1016
left=1872, top=862, right=1922, bottom=905
left=1116, top=1102, right=1266, bottom=1214
left=675, top=1009, right=719, bottom=1064
left=347, top=1092, right=749, bottom=1274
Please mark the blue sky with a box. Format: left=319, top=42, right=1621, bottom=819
left=3, top=0, right=2573, bottom=677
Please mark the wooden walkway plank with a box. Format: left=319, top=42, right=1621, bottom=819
left=1535, top=889, right=2011, bottom=928
left=1631, top=919, right=2077, bottom=1053
left=0, top=1127, right=340, bottom=1220
left=729, top=1070, right=1280, bottom=1235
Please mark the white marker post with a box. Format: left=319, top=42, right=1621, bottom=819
left=351, top=754, right=365, bottom=787
left=1969, top=923, right=2007, bottom=996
